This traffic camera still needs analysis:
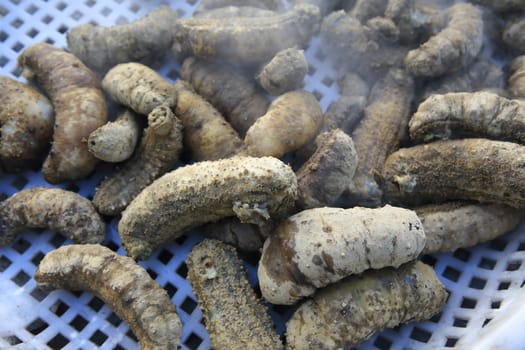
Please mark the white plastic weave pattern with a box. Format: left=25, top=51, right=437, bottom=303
left=0, top=1, right=524, bottom=350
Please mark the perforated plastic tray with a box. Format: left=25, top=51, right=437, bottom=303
left=1, top=1, right=524, bottom=349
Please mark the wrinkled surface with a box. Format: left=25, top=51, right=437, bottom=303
left=17, top=43, right=107, bottom=183
left=382, top=138, right=525, bottom=208
left=172, top=80, right=243, bottom=160
left=285, top=261, right=447, bottom=350
left=244, top=90, right=323, bottom=158
left=346, top=68, right=414, bottom=207
left=66, top=5, right=177, bottom=74
left=256, top=48, right=308, bottom=95
left=404, top=3, right=483, bottom=77
left=187, top=239, right=283, bottom=350
left=172, top=4, right=320, bottom=64
left=409, top=92, right=525, bottom=144
left=180, top=57, right=269, bottom=136
left=118, top=156, right=297, bottom=260
left=0, top=76, right=54, bottom=172
left=88, top=110, right=140, bottom=163
left=509, top=55, right=525, bottom=99
left=258, top=205, right=426, bottom=304
left=102, top=62, right=175, bottom=115
left=416, top=202, right=525, bottom=254
left=0, top=187, right=105, bottom=246
left=296, top=129, right=358, bottom=209
left=93, top=105, right=183, bottom=216
left=35, top=244, right=182, bottom=350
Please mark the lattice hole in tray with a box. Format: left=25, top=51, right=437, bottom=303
left=30, top=285, right=49, bottom=301
left=506, top=260, right=522, bottom=271
left=10, top=18, right=24, bottom=29
left=3, top=335, right=23, bottom=345
left=374, top=335, right=393, bottom=350
left=71, top=10, right=84, bottom=20
left=41, top=14, right=54, bottom=25
left=478, top=257, right=497, bottom=270
left=180, top=296, right=198, bottom=315
left=49, top=233, right=67, bottom=248
left=12, top=237, right=31, bottom=254
left=0, top=5, right=8, bottom=17
left=27, top=28, right=39, bottom=38
left=100, top=6, right=112, bottom=17
left=9, top=0, right=22, bottom=5
left=164, top=281, right=178, bottom=298
left=11, top=41, right=24, bottom=53
left=157, top=249, right=174, bottom=265
left=0, top=255, right=12, bottom=272
left=176, top=261, right=188, bottom=279
left=129, top=3, right=141, bottom=13
left=0, top=55, right=9, bottom=67
left=47, top=333, right=69, bottom=349
left=460, top=297, right=477, bottom=309
left=469, top=276, right=487, bottom=290
left=0, top=30, right=8, bottom=42
left=25, top=4, right=39, bottom=15
left=409, top=326, right=432, bottom=343
left=50, top=299, right=70, bottom=317
left=55, top=2, right=67, bottom=11
left=443, top=266, right=461, bottom=282
left=452, top=248, right=471, bottom=262
left=498, top=281, right=511, bottom=290
left=445, top=337, right=459, bottom=347
left=26, top=317, right=49, bottom=335
left=90, top=330, right=109, bottom=346
left=12, top=269, right=35, bottom=287
left=482, top=318, right=492, bottom=327
left=70, top=314, right=89, bottom=331
left=488, top=238, right=508, bottom=252
left=10, top=174, right=29, bottom=190
left=453, top=317, right=469, bottom=328
left=184, top=332, right=204, bottom=350
left=146, top=267, right=158, bottom=280
left=88, top=295, right=105, bottom=312
left=107, top=311, right=123, bottom=327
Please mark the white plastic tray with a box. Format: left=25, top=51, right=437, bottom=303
left=0, top=1, right=524, bottom=349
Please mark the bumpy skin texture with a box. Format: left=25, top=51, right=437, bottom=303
left=187, top=239, right=283, bottom=350
left=323, top=73, right=369, bottom=133
left=346, top=69, right=414, bottom=207
left=243, top=90, right=323, bottom=158
left=285, top=261, right=448, bottom=350
left=102, top=63, right=175, bottom=116
left=200, top=217, right=271, bottom=252
left=194, top=6, right=277, bottom=18
left=292, top=0, right=341, bottom=16
left=258, top=205, right=426, bottom=305
left=319, top=10, right=412, bottom=82
left=93, top=105, right=183, bottom=216
left=469, top=0, right=525, bottom=12
left=196, top=0, right=284, bottom=12
left=171, top=4, right=320, bottom=65
left=0, top=187, right=105, bottom=246
left=382, top=138, right=525, bottom=208
left=88, top=110, right=140, bottom=162
left=409, top=92, right=525, bottom=144
left=66, top=5, right=177, bottom=75
left=420, top=58, right=503, bottom=101
left=173, top=80, right=243, bottom=160
left=256, top=48, right=308, bottom=96
left=509, top=55, right=525, bottom=99
left=503, top=17, right=525, bottom=55
left=180, top=57, right=270, bottom=136
left=118, top=156, right=297, bottom=260
left=0, top=76, right=54, bottom=172
left=296, top=129, right=358, bottom=209
left=350, top=0, right=388, bottom=22
left=17, top=43, right=107, bottom=184
left=416, top=202, right=525, bottom=254
left=35, top=244, right=182, bottom=350
left=404, top=3, right=483, bottom=77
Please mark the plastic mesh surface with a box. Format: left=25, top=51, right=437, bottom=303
left=0, top=1, right=525, bottom=349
